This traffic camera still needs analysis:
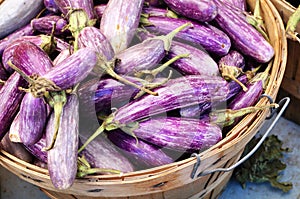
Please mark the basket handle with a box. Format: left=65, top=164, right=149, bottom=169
left=190, top=96, right=290, bottom=179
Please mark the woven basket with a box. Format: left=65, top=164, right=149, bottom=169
left=0, top=0, right=287, bottom=198
left=269, top=0, right=300, bottom=124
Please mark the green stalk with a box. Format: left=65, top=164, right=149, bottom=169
left=42, top=91, right=67, bottom=151
left=220, top=64, right=248, bottom=92
left=210, top=103, right=279, bottom=127
left=286, top=5, right=300, bottom=42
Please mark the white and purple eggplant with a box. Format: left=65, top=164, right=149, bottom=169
left=46, top=94, right=79, bottom=190
left=212, top=0, right=274, bottom=63
left=100, top=0, right=145, bottom=53
left=79, top=75, right=229, bottom=151
left=0, top=72, right=27, bottom=140
left=219, top=0, right=247, bottom=11
left=31, top=15, right=69, bottom=36
left=163, top=0, right=218, bottom=22
left=44, top=0, right=60, bottom=13
left=78, top=134, right=135, bottom=174
left=122, top=116, right=223, bottom=152
left=140, top=15, right=231, bottom=57
left=106, top=129, right=174, bottom=169
left=114, top=22, right=191, bottom=75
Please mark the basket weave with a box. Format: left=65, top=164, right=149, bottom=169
left=269, top=0, right=300, bottom=124
left=0, top=0, right=287, bottom=198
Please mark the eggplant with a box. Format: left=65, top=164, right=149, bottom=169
left=145, top=0, right=165, bottom=7
left=0, top=0, right=43, bottom=38
left=212, top=0, right=274, bottom=63
left=0, top=24, right=34, bottom=57
left=163, top=0, right=218, bottom=22
left=46, top=94, right=79, bottom=190
left=79, top=75, right=229, bottom=151
left=0, top=133, right=33, bottom=163
left=53, top=49, right=71, bottom=66
left=77, top=26, right=114, bottom=61
left=140, top=15, right=231, bottom=57
left=79, top=134, right=135, bottom=173
left=122, top=116, right=222, bottom=152
left=44, top=0, right=60, bottom=13
left=114, top=23, right=191, bottom=75
left=106, top=129, right=174, bottom=169
left=142, top=6, right=178, bottom=18
left=31, top=15, right=69, bottom=36
left=0, top=72, right=27, bottom=140
left=219, top=0, right=246, bottom=11
left=23, top=134, right=48, bottom=163
left=180, top=75, right=248, bottom=118
left=2, top=35, right=70, bottom=74
left=100, top=0, right=145, bottom=53
left=93, top=4, right=107, bottom=19
left=0, top=63, right=8, bottom=82
left=18, top=93, right=47, bottom=145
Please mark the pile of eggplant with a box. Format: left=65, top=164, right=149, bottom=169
left=0, top=0, right=277, bottom=190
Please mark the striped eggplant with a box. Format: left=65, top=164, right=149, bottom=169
left=54, top=0, right=96, bottom=20
left=122, top=116, right=223, bottom=152
left=219, top=0, right=246, bottom=11
left=0, top=133, right=33, bottom=163
left=79, top=134, right=135, bottom=173
left=23, top=134, right=48, bottom=163
left=100, top=0, right=145, bottom=53
left=106, top=129, right=174, bottom=169
left=140, top=15, right=231, bottom=57
left=0, top=24, right=34, bottom=57
left=163, top=0, right=218, bottom=22
left=212, top=0, right=274, bottom=63
left=31, top=15, right=69, bottom=36
left=46, top=94, right=79, bottom=190
left=93, top=4, right=107, bottom=19
left=2, top=35, right=70, bottom=74
left=53, top=49, right=71, bottom=66
left=44, top=0, right=60, bottom=13
left=114, top=23, right=191, bottom=75
left=180, top=75, right=248, bottom=118
left=79, top=75, right=229, bottom=151
left=0, top=72, right=27, bottom=140
left=0, top=63, right=8, bottom=82
left=18, top=93, right=47, bottom=145
left=77, top=26, right=114, bottom=61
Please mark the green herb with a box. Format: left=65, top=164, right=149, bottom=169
left=234, top=135, right=293, bottom=192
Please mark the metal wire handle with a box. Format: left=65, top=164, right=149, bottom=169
left=190, top=96, right=290, bottom=179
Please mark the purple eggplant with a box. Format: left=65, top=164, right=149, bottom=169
left=77, top=26, right=114, bottom=61
left=163, top=0, right=218, bottom=22
left=0, top=63, right=8, bottom=82
left=18, top=93, right=47, bottom=145
left=106, top=129, right=174, bottom=169
left=0, top=24, right=34, bottom=57
left=100, top=0, right=145, bottom=53
left=31, top=15, right=69, bottom=36
left=79, top=134, right=135, bottom=173
left=93, top=4, right=107, bottom=19
left=140, top=15, right=231, bottom=57
left=0, top=72, right=27, bottom=140
left=145, top=0, right=165, bottom=7
left=142, top=6, right=178, bottom=18
left=79, top=75, right=229, bottom=151
left=114, top=23, right=191, bottom=75
left=53, top=49, right=71, bottom=66
left=23, top=134, right=48, bottom=163
left=219, top=0, right=246, bottom=11
left=180, top=75, right=249, bottom=118
left=2, top=35, right=70, bottom=74
left=44, top=0, right=60, bottom=13
left=123, top=116, right=222, bottom=152
left=212, top=0, right=274, bottom=63
left=46, top=94, right=79, bottom=190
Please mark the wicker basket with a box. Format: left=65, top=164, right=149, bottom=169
left=0, top=0, right=287, bottom=198
left=269, top=0, right=300, bottom=124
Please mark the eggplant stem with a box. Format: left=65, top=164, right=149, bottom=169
left=7, top=60, right=35, bottom=85
left=224, top=74, right=248, bottom=92
left=0, top=79, right=5, bottom=84
left=286, top=5, right=300, bottom=43
left=77, top=168, right=121, bottom=178
left=78, top=124, right=105, bottom=153
left=134, top=53, right=189, bottom=79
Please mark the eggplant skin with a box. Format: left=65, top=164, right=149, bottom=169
left=163, top=0, right=218, bottom=22
left=213, top=0, right=274, bottom=63
left=128, top=116, right=222, bottom=152
left=100, top=0, right=145, bottom=53
left=107, top=129, right=174, bottom=168
left=46, top=94, right=79, bottom=190
left=79, top=134, right=135, bottom=173
left=0, top=72, right=27, bottom=140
